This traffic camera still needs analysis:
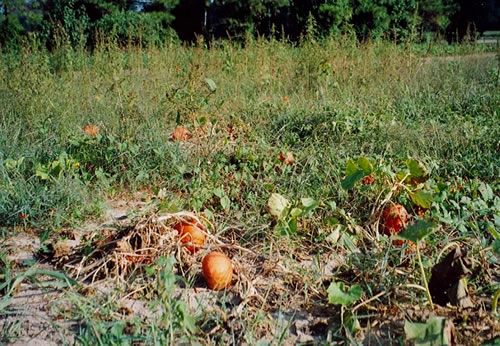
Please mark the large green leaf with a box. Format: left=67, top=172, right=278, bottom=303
left=357, top=157, right=373, bottom=175
left=341, top=169, right=365, bottom=190
left=492, top=239, right=500, bottom=255
left=478, top=183, right=493, bottom=201
left=345, top=159, right=358, bottom=176
left=404, top=317, right=450, bottom=346
left=399, top=219, right=437, bottom=243
left=327, top=282, right=362, bottom=307
left=411, top=191, right=433, bottom=209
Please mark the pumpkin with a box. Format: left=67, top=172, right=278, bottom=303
left=202, top=251, right=233, bottom=290
left=171, top=127, right=190, bottom=141
left=277, top=151, right=294, bottom=165
left=83, top=124, right=99, bottom=136
left=174, top=221, right=205, bottom=253
left=381, top=203, right=409, bottom=236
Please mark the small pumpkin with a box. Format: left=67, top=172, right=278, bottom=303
left=174, top=221, right=205, bottom=253
left=171, top=127, right=190, bottom=141
left=202, top=251, right=233, bottom=290
left=381, top=203, right=409, bottom=236
left=83, top=124, right=99, bottom=136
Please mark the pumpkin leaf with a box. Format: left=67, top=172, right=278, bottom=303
left=357, top=157, right=373, bottom=175
left=404, top=317, right=451, bottom=346
left=267, top=193, right=289, bottom=218
left=204, top=78, right=217, bottom=91
left=406, top=159, right=429, bottom=183
left=478, top=183, right=493, bottom=201
left=301, top=197, right=318, bottom=214
left=411, top=191, right=433, bottom=209
left=220, top=196, right=231, bottom=211
left=341, top=169, right=365, bottom=190
left=327, top=282, right=362, bottom=307
left=399, top=219, right=437, bottom=243
left=290, top=207, right=303, bottom=218
left=345, top=159, right=358, bottom=176
left=492, top=239, right=500, bottom=255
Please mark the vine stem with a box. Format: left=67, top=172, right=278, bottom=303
left=492, top=288, right=500, bottom=315
left=416, top=241, right=434, bottom=311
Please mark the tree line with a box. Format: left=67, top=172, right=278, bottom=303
left=0, top=0, right=495, bottom=49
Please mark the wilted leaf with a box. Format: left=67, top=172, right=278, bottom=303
left=325, top=225, right=341, bottom=244
left=411, top=191, right=433, bottom=209
left=399, top=219, right=437, bottom=243
left=327, top=282, right=362, bottom=307
left=268, top=193, right=289, bottom=218
left=406, top=159, right=429, bottom=183
left=204, top=78, right=217, bottom=91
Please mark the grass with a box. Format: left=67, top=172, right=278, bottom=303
left=0, top=34, right=499, bottom=344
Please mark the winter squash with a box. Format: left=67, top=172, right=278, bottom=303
left=202, top=251, right=233, bottom=290
left=381, top=203, right=409, bottom=236
left=171, top=127, right=190, bottom=141
left=174, top=221, right=205, bottom=253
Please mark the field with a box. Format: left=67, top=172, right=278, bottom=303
left=0, top=36, right=499, bottom=345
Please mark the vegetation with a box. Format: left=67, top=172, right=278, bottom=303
left=0, top=33, right=499, bottom=344
left=0, top=0, right=494, bottom=49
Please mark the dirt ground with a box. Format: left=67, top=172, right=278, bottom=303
left=1, top=192, right=499, bottom=345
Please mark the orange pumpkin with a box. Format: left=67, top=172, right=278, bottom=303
left=381, top=203, right=409, bottom=236
left=174, top=221, right=205, bottom=253
left=83, top=124, right=99, bottom=136
left=171, top=127, right=190, bottom=141
left=202, top=251, right=233, bottom=290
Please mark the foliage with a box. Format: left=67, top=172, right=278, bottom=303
left=0, top=0, right=489, bottom=48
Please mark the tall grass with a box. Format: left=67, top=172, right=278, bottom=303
left=0, top=35, right=498, bottom=230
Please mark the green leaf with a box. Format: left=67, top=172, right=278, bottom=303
left=399, top=219, right=437, bottom=243
left=220, top=196, right=231, bottom=211
left=288, top=218, right=298, bottom=233
left=478, top=183, right=493, bottom=201
left=327, top=282, right=362, bottom=307
left=345, top=159, right=358, bottom=176
left=301, top=197, right=318, bottom=214
left=204, top=78, right=217, bottom=91
left=290, top=208, right=303, bottom=218
left=341, top=169, right=365, bottom=190
left=213, top=187, right=225, bottom=198
left=301, top=197, right=317, bottom=208
left=404, top=317, right=450, bottom=346
left=411, top=191, right=433, bottom=209
left=492, top=239, right=500, bottom=255
left=268, top=193, right=289, bottom=218
left=35, top=165, right=50, bottom=181
left=357, top=157, right=373, bottom=175
left=406, top=159, right=429, bottom=182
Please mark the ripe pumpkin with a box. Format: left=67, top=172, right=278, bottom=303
left=202, top=251, right=233, bottom=290
left=174, top=221, right=205, bottom=253
left=381, top=203, right=409, bottom=236
left=83, top=124, right=99, bottom=136
left=171, top=127, right=190, bottom=141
